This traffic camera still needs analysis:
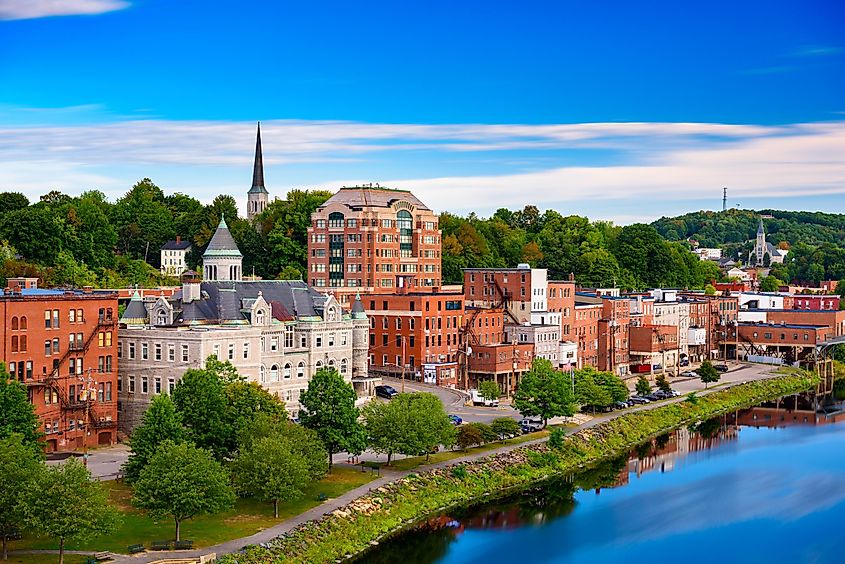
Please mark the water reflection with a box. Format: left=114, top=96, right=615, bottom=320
left=363, top=392, right=845, bottom=564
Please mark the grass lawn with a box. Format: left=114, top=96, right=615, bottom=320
left=5, top=555, right=89, bottom=564
left=378, top=430, right=550, bottom=472
left=9, top=467, right=375, bottom=555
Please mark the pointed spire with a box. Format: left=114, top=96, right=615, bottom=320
left=218, top=215, right=228, bottom=229
left=757, top=217, right=765, bottom=235
left=249, top=122, right=267, bottom=194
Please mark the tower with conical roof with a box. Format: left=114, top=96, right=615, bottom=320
left=203, top=217, right=243, bottom=281
left=350, top=293, right=370, bottom=382
left=247, top=122, right=269, bottom=221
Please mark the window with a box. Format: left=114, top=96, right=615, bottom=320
left=155, top=343, right=162, bottom=361
left=53, top=310, right=60, bottom=329
left=340, top=358, right=348, bottom=374
left=328, top=333, right=335, bottom=347
left=141, top=376, right=148, bottom=394
left=285, top=327, right=294, bottom=348
left=270, top=364, right=279, bottom=381
left=243, top=342, right=249, bottom=359
left=11, top=316, right=18, bottom=331
left=142, top=343, right=149, bottom=360
left=300, top=335, right=307, bottom=348
left=168, top=344, right=175, bottom=361
left=271, top=336, right=279, bottom=352
left=260, top=365, right=266, bottom=382
left=284, top=363, right=292, bottom=379
left=316, top=336, right=322, bottom=347
left=128, top=376, right=136, bottom=393
left=297, top=362, right=305, bottom=378
left=228, top=343, right=235, bottom=360
left=168, top=377, right=175, bottom=393
left=44, top=310, right=51, bottom=329
left=128, top=342, right=136, bottom=360
left=68, top=310, right=75, bottom=323
left=181, top=345, right=189, bottom=362
left=19, top=316, right=26, bottom=330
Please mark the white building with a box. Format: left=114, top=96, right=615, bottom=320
left=739, top=292, right=787, bottom=310
left=652, top=291, right=690, bottom=358
left=505, top=323, right=561, bottom=364
left=118, top=220, right=374, bottom=431
left=159, top=237, right=192, bottom=276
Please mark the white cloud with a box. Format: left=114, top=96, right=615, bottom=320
left=0, top=0, right=128, bottom=21
left=0, top=116, right=843, bottom=221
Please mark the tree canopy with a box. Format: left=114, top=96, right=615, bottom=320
left=513, top=358, right=576, bottom=426
left=123, top=394, right=186, bottom=483
left=0, top=367, right=42, bottom=451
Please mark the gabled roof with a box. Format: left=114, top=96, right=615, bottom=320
left=161, top=240, right=192, bottom=251
left=203, top=217, right=243, bottom=258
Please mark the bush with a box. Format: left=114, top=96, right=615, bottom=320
left=490, top=417, right=521, bottom=440
left=548, top=427, right=566, bottom=450
left=456, top=425, right=484, bottom=450
left=468, top=422, right=497, bottom=444
left=451, top=465, right=468, bottom=480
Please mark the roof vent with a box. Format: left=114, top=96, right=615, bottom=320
left=517, top=263, right=530, bottom=270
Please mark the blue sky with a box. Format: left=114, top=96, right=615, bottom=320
left=1, top=0, right=843, bottom=223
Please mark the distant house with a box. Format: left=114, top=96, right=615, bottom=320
left=160, top=237, right=192, bottom=276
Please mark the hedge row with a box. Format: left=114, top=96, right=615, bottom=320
left=222, top=372, right=818, bottom=564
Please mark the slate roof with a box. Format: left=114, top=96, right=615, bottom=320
left=161, top=239, right=192, bottom=251
left=248, top=122, right=268, bottom=195
left=171, top=281, right=330, bottom=325
left=121, top=291, right=149, bottom=324
left=320, top=186, right=431, bottom=211
left=203, top=218, right=243, bottom=258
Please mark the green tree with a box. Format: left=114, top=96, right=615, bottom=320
left=132, top=441, right=235, bottom=541
left=655, top=373, right=672, bottom=393
left=299, top=367, right=366, bottom=471
left=123, top=394, right=186, bottom=483
left=363, top=393, right=455, bottom=464
left=704, top=283, right=717, bottom=295
left=478, top=380, right=500, bottom=402
left=468, top=422, right=497, bottom=444
left=698, top=360, right=721, bottom=388
left=230, top=436, right=310, bottom=518
left=0, top=192, right=29, bottom=216
left=490, top=417, right=521, bottom=440
left=0, top=367, right=42, bottom=451
left=24, top=459, right=119, bottom=564
left=361, top=400, right=403, bottom=465
left=573, top=369, right=612, bottom=412
left=548, top=428, right=566, bottom=450
left=224, top=380, right=287, bottom=451
left=592, top=369, right=629, bottom=403
left=513, top=358, right=576, bottom=427
left=456, top=424, right=484, bottom=450
left=635, top=374, right=652, bottom=396
left=759, top=275, right=783, bottom=292
left=172, top=365, right=231, bottom=458
left=0, top=434, right=42, bottom=559
left=236, top=415, right=327, bottom=478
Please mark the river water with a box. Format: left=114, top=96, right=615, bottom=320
left=363, top=394, right=845, bottom=564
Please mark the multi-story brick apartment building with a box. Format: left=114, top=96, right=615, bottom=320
left=598, top=296, right=631, bottom=376
left=791, top=295, right=840, bottom=311
left=117, top=221, right=373, bottom=431
left=548, top=279, right=576, bottom=341
left=463, top=265, right=550, bottom=325
left=629, top=325, right=681, bottom=374
left=307, top=186, right=442, bottom=304
left=573, top=298, right=602, bottom=369
left=360, top=289, right=463, bottom=387
left=1, top=278, right=118, bottom=452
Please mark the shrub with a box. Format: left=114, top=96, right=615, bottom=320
left=456, top=425, right=484, bottom=450
left=548, top=427, right=566, bottom=450
left=468, top=422, right=497, bottom=444
left=451, top=465, right=468, bottom=480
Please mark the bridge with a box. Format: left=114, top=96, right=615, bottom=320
left=804, top=335, right=845, bottom=394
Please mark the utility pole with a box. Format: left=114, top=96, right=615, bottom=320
left=80, top=368, right=96, bottom=468
left=400, top=335, right=406, bottom=393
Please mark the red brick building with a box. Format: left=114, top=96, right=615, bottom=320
left=466, top=342, right=534, bottom=394
left=792, top=295, right=840, bottom=311
left=629, top=325, right=680, bottom=373
left=548, top=280, right=576, bottom=341
left=598, top=296, right=631, bottom=376
left=1, top=278, right=118, bottom=452
left=573, top=299, right=602, bottom=369
left=463, top=266, right=549, bottom=324
left=730, top=322, right=833, bottom=363
left=308, top=186, right=442, bottom=304
left=361, top=289, right=463, bottom=386
left=763, top=309, right=845, bottom=337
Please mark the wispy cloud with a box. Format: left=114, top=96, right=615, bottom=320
left=0, top=115, right=843, bottom=220
left=791, top=45, right=844, bottom=58
left=0, top=0, right=129, bottom=21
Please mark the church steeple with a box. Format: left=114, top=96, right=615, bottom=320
left=247, top=122, right=269, bottom=221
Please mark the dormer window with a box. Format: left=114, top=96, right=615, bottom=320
left=156, top=310, right=167, bottom=326
left=255, top=309, right=266, bottom=325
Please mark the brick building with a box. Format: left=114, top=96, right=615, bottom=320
left=730, top=322, right=833, bottom=364
left=792, top=295, right=840, bottom=311
left=1, top=278, right=118, bottom=452
left=629, top=325, right=680, bottom=374
left=466, top=341, right=534, bottom=395
left=307, top=186, right=442, bottom=304
left=598, top=296, right=631, bottom=376
left=463, top=265, right=550, bottom=325
left=751, top=309, right=845, bottom=337
left=548, top=279, right=576, bottom=341
left=361, top=289, right=463, bottom=386
left=573, top=298, right=602, bottom=369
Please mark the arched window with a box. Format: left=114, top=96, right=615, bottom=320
left=11, top=336, right=18, bottom=352
left=11, top=317, right=18, bottom=331
left=260, top=336, right=265, bottom=352
left=340, top=358, right=348, bottom=374
left=255, top=310, right=265, bottom=325
left=259, top=365, right=266, bottom=383
left=270, top=364, right=279, bottom=381
left=156, top=310, right=167, bottom=325
left=283, top=363, right=292, bottom=379
left=328, top=212, right=345, bottom=228
left=397, top=210, right=413, bottom=258
left=297, top=362, right=305, bottom=378
left=315, top=360, right=323, bottom=371
left=20, top=316, right=27, bottom=330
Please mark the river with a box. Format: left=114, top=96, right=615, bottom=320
left=362, top=393, right=845, bottom=564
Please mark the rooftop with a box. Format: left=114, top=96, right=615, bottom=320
left=320, top=186, right=431, bottom=211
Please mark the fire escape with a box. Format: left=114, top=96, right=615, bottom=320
left=28, top=313, right=118, bottom=430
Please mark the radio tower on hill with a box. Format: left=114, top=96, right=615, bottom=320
left=722, top=187, right=727, bottom=211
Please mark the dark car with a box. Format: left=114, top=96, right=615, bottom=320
left=375, top=385, right=399, bottom=399
left=449, top=414, right=463, bottom=426
left=614, top=401, right=629, bottom=410
left=715, top=364, right=729, bottom=372
left=628, top=396, right=648, bottom=405
left=645, top=393, right=662, bottom=401
left=680, top=358, right=690, bottom=367
left=652, top=390, right=669, bottom=399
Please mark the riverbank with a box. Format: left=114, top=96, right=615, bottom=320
left=223, top=371, right=819, bottom=564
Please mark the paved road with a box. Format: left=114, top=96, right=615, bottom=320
left=381, top=376, right=521, bottom=423
left=34, top=362, right=779, bottom=563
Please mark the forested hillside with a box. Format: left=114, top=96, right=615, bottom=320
left=652, top=208, right=845, bottom=284
left=6, top=181, right=841, bottom=291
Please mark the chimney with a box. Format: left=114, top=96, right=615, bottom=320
left=83, top=286, right=93, bottom=294
left=176, top=235, right=182, bottom=244
left=182, top=270, right=201, bottom=302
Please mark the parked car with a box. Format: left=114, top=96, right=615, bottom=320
left=628, top=396, right=648, bottom=405
left=613, top=401, right=629, bottom=410
left=680, top=358, right=690, bottom=367
left=449, top=414, right=463, bottom=426
left=669, top=390, right=681, bottom=397
left=375, top=385, right=399, bottom=399
left=680, top=370, right=698, bottom=378
left=652, top=363, right=663, bottom=370
left=645, top=393, right=662, bottom=401
left=652, top=390, right=669, bottom=399
left=521, top=422, right=542, bottom=434
left=470, top=389, right=499, bottom=407
left=715, top=364, right=730, bottom=372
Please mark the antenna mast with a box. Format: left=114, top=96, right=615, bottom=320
left=722, top=187, right=727, bottom=211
